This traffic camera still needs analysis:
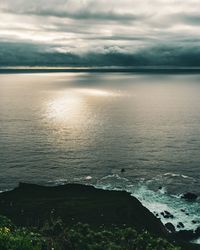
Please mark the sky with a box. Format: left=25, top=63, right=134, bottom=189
left=0, top=0, right=200, bottom=67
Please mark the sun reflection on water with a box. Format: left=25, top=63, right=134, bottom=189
left=76, top=88, right=121, bottom=97
left=46, top=90, right=82, bottom=122
left=46, top=88, right=121, bottom=123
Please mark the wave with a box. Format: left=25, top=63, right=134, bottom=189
left=38, top=173, right=200, bottom=243
left=94, top=174, right=200, bottom=235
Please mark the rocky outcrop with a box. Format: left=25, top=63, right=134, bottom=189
left=0, top=183, right=199, bottom=250
left=0, top=183, right=166, bottom=237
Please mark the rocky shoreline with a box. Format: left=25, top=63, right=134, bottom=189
left=0, top=183, right=199, bottom=250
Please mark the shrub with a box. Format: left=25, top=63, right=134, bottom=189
left=64, top=223, right=181, bottom=250
left=0, top=215, right=15, bottom=229
left=0, top=216, right=181, bottom=250
left=0, top=226, right=45, bottom=250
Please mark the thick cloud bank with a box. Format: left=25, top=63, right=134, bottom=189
left=0, top=0, right=200, bottom=66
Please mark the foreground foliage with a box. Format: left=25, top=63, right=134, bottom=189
left=0, top=216, right=44, bottom=250
left=0, top=215, right=181, bottom=250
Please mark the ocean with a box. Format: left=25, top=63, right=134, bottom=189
left=0, top=72, right=199, bottom=241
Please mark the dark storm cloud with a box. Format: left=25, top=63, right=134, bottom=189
left=0, top=41, right=79, bottom=66
left=1, top=41, right=200, bottom=67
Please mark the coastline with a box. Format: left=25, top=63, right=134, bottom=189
left=1, top=67, right=200, bottom=74
left=0, top=183, right=199, bottom=249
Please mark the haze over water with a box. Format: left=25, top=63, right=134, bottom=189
left=0, top=72, right=200, bottom=234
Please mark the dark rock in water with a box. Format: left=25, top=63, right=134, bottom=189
left=0, top=183, right=167, bottom=237
left=181, top=192, right=198, bottom=201
left=165, top=222, right=175, bottom=232
left=158, top=186, right=162, bottom=190
left=192, top=220, right=197, bottom=224
left=180, top=209, right=185, bottom=213
left=121, top=168, right=125, bottom=173
left=177, top=222, right=184, bottom=228
left=161, top=211, right=174, bottom=219
left=164, top=211, right=174, bottom=219
left=153, top=212, right=159, bottom=218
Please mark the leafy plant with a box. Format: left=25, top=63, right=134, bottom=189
left=0, top=216, right=181, bottom=250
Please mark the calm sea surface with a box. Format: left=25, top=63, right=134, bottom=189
left=0, top=72, right=200, bottom=233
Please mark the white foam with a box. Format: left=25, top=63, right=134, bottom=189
left=96, top=174, right=131, bottom=190
left=193, top=238, right=200, bottom=244
left=85, top=176, right=92, bottom=180
left=50, top=174, right=200, bottom=244
left=164, top=172, right=193, bottom=180
left=95, top=175, right=200, bottom=236
left=130, top=183, right=200, bottom=232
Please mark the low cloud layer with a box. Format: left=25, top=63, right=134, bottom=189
left=0, top=0, right=200, bottom=66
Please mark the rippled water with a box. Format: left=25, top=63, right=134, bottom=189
left=0, top=72, right=200, bottom=234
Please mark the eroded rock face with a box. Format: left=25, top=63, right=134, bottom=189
left=181, top=192, right=198, bottom=201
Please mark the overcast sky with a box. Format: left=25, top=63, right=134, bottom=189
left=1, top=0, right=200, bottom=66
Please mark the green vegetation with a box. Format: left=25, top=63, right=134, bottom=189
left=0, top=215, right=181, bottom=250
left=0, top=215, right=44, bottom=250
